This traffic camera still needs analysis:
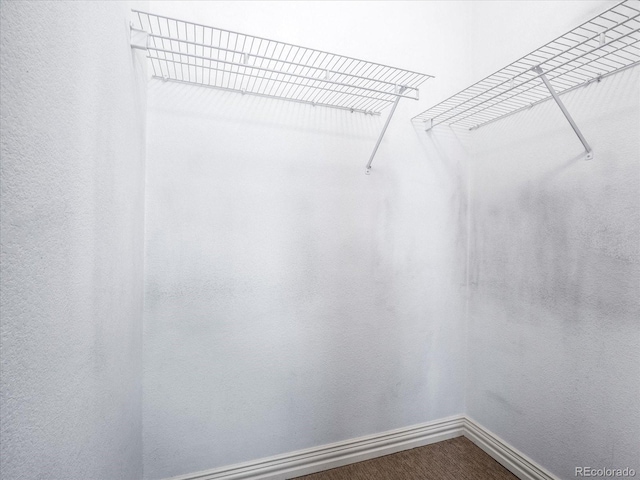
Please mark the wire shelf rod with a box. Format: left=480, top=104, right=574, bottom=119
left=151, top=57, right=398, bottom=105
left=145, top=33, right=423, bottom=92
left=132, top=9, right=431, bottom=81
left=427, top=16, right=639, bottom=126
left=413, top=0, right=640, bottom=127
left=424, top=30, right=639, bottom=128
left=448, top=35, right=639, bottom=128
left=412, top=0, right=639, bottom=161
left=132, top=9, right=433, bottom=172
left=133, top=9, right=431, bottom=115
left=448, top=35, right=636, bottom=125
left=466, top=60, right=639, bottom=130
left=153, top=76, right=383, bottom=116
left=146, top=46, right=420, bottom=101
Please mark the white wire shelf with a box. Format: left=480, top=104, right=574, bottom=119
left=412, top=0, right=640, bottom=131
left=131, top=10, right=432, bottom=116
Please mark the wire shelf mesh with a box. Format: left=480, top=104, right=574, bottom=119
left=132, top=10, right=432, bottom=115
left=412, top=0, right=640, bottom=130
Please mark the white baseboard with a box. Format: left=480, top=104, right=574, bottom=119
left=463, top=417, right=558, bottom=480
left=165, top=415, right=558, bottom=480
left=166, top=415, right=465, bottom=480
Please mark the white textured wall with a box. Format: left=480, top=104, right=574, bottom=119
left=1, top=2, right=147, bottom=479
left=464, top=2, right=640, bottom=478
left=4, top=3, right=634, bottom=480
left=143, top=2, right=472, bottom=478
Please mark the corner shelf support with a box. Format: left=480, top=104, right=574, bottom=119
left=130, top=24, right=148, bottom=50
left=411, top=0, right=638, bottom=160
left=532, top=65, right=593, bottom=160
left=365, top=86, right=407, bottom=175
left=424, top=118, right=433, bottom=132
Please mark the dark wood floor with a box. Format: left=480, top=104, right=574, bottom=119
left=293, top=437, right=518, bottom=479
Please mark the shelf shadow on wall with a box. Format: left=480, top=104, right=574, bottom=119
left=148, top=79, right=383, bottom=142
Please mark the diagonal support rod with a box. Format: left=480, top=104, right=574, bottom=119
left=365, top=87, right=407, bottom=175
left=532, top=65, right=593, bottom=160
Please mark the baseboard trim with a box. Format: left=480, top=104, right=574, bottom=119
left=165, top=415, right=559, bottom=480
left=463, top=417, right=558, bottom=480
left=165, top=415, right=465, bottom=480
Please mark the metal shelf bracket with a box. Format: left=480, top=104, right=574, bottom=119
left=130, top=24, right=148, bottom=50
left=365, top=86, right=407, bottom=175
left=424, top=118, right=433, bottom=132
left=532, top=65, right=593, bottom=160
